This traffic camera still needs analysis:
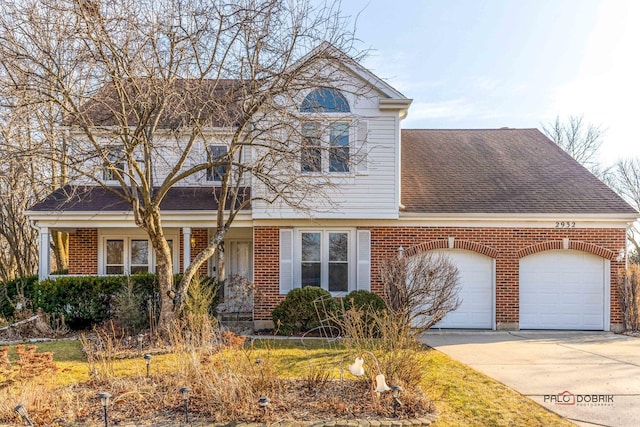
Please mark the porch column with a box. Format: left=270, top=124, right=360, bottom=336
left=38, top=226, right=50, bottom=280
left=183, top=227, right=192, bottom=271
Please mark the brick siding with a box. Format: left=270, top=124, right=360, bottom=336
left=253, top=226, right=626, bottom=328
left=179, top=228, right=209, bottom=276
left=68, top=228, right=98, bottom=274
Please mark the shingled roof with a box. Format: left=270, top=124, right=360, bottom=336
left=400, top=128, right=637, bottom=215
left=29, top=185, right=250, bottom=212
left=68, top=79, right=245, bottom=128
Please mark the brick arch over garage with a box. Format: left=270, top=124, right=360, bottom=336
left=405, top=238, right=498, bottom=259
left=516, top=240, right=615, bottom=260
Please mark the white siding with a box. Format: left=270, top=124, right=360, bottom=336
left=251, top=114, right=399, bottom=219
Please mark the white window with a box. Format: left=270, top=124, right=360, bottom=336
left=100, top=235, right=177, bottom=275
left=102, top=146, right=125, bottom=182
left=300, top=88, right=352, bottom=174
left=206, top=145, right=228, bottom=182
left=296, top=229, right=354, bottom=294
left=300, top=122, right=351, bottom=173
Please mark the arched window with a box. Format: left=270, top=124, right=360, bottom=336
left=300, top=88, right=350, bottom=113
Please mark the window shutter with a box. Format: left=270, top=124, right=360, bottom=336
left=279, top=229, right=294, bottom=294
left=356, top=120, right=369, bottom=174
left=356, top=230, right=371, bottom=291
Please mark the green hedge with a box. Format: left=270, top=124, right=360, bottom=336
left=34, top=274, right=161, bottom=330
left=1, top=274, right=219, bottom=330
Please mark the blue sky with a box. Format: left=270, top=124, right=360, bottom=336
left=340, top=0, right=640, bottom=165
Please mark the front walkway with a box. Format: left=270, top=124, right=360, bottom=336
left=421, top=331, right=640, bottom=427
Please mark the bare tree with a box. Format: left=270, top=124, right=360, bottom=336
left=613, top=159, right=640, bottom=263
left=0, top=0, right=365, bottom=330
left=379, top=252, right=460, bottom=337
left=542, top=115, right=610, bottom=180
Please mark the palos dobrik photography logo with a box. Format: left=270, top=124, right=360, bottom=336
left=544, top=390, right=614, bottom=407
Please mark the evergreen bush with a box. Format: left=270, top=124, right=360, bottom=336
left=272, top=286, right=338, bottom=335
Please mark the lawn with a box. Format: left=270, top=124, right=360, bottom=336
left=0, top=337, right=573, bottom=426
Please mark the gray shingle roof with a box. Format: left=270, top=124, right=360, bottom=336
left=400, top=128, right=637, bottom=215
left=68, top=79, right=245, bottom=128
left=29, top=185, right=250, bottom=212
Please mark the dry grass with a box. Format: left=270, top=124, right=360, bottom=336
left=0, top=325, right=572, bottom=427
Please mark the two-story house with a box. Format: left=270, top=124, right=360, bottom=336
left=26, top=46, right=638, bottom=332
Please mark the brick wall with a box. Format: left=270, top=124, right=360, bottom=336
left=179, top=228, right=209, bottom=276
left=68, top=228, right=98, bottom=274
left=253, top=227, right=281, bottom=323
left=253, top=225, right=626, bottom=328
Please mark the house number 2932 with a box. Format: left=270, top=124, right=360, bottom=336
left=555, top=221, right=575, bottom=228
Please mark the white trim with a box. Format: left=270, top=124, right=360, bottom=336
left=183, top=227, right=192, bottom=270
left=492, top=258, right=497, bottom=330
left=605, top=259, right=611, bottom=332
left=251, top=216, right=634, bottom=228
left=38, top=227, right=50, bottom=280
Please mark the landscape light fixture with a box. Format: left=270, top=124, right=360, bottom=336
left=375, top=373, right=391, bottom=393
left=348, top=357, right=365, bottom=376
left=258, top=396, right=270, bottom=415
left=14, top=404, right=33, bottom=426
left=98, top=392, right=111, bottom=427
left=143, top=353, right=152, bottom=377
left=137, top=333, right=144, bottom=352
left=179, top=387, right=191, bottom=423
left=348, top=351, right=392, bottom=394
left=391, top=385, right=403, bottom=417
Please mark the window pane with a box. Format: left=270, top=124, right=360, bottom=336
left=300, top=88, right=350, bottom=113
left=130, top=240, right=149, bottom=265
left=329, top=233, right=348, bottom=261
left=130, top=265, right=149, bottom=274
left=207, top=145, right=228, bottom=181
left=103, top=146, right=125, bottom=181
left=329, top=123, right=349, bottom=172
left=106, top=240, right=124, bottom=264
left=329, top=264, right=348, bottom=292
left=106, top=265, right=124, bottom=275
left=302, top=263, right=321, bottom=287
left=302, top=233, right=321, bottom=261
left=301, top=123, right=321, bottom=172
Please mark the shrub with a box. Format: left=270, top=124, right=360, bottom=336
left=339, top=290, right=388, bottom=340
left=342, top=290, right=386, bottom=312
left=619, top=264, right=640, bottom=331
left=35, top=276, right=126, bottom=329
left=0, top=275, right=39, bottom=320
left=34, top=273, right=166, bottom=330
left=272, top=286, right=338, bottom=335
left=380, top=252, right=460, bottom=340
left=112, top=278, right=149, bottom=335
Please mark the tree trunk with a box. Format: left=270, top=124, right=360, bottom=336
left=139, top=208, right=176, bottom=334
left=51, top=230, right=68, bottom=272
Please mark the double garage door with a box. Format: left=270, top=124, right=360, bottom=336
left=432, top=249, right=606, bottom=330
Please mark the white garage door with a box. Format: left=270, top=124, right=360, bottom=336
left=520, top=250, right=606, bottom=330
left=433, top=250, right=494, bottom=329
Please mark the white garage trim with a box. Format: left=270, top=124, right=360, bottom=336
left=432, top=249, right=495, bottom=330
left=519, top=250, right=610, bottom=331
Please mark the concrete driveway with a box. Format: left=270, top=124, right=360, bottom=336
left=421, top=331, right=640, bottom=427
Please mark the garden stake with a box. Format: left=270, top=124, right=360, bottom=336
left=179, top=387, right=191, bottom=423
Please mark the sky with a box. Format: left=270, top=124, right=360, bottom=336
left=339, top=0, right=640, bottom=166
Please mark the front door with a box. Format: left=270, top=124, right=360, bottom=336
left=225, top=241, right=253, bottom=312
